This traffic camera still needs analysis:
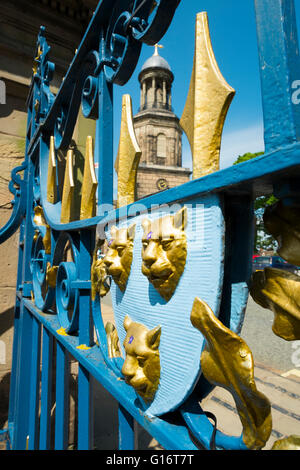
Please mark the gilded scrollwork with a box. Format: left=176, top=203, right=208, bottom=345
left=190, top=297, right=272, bottom=450
left=121, top=315, right=161, bottom=403
left=141, top=207, right=187, bottom=301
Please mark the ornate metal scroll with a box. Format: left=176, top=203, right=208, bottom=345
left=1, top=0, right=300, bottom=452
left=190, top=297, right=272, bottom=450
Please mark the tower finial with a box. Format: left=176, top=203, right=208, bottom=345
left=154, top=43, right=163, bottom=56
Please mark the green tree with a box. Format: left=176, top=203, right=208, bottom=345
left=233, top=152, right=277, bottom=253
left=233, top=151, right=264, bottom=165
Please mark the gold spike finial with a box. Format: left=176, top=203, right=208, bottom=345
left=115, top=94, right=142, bottom=208
left=180, top=12, right=235, bottom=179
left=47, top=136, right=57, bottom=204
left=60, top=149, right=75, bottom=223
left=80, top=136, right=97, bottom=220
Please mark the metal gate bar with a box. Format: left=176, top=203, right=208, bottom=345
left=0, top=0, right=299, bottom=452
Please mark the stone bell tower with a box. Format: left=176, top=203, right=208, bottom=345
left=133, top=45, right=191, bottom=199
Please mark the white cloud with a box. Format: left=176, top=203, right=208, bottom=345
left=181, top=123, right=265, bottom=171
left=220, top=123, right=265, bottom=169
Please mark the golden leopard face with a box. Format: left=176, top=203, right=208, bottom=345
left=104, top=224, right=136, bottom=292
left=91, top=257, right=111, bottom=299
left=141, top=207, right=187, bottom=301
left=121, top=315, right=161, bottom=403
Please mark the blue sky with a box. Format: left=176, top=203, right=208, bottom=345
left=114, top=0, right=300, bottom=171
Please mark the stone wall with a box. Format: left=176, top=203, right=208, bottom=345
left=137, top=164, right=191, bottom=199
left=0, top=0, right=98, bottom=433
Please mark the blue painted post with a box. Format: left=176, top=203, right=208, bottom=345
left=77, top=230, right=94, bottom=450
left=78, top=365, right=94, bottom=450
left=118, top=404, right=136, bottom=450
left=78, top=231, right=93, bottom=346
left=218, top=195, right=254, bottom=332
left=12, top=306, right=33, bottom=449
left=7, top=298, right=21, bottom=444
left=21, top=156, right=35, bottom=298
left=39, top=328, right=53, bottom=450
left=54, top=341, right=70, bottom=450
left=95, top=69, right=114, bottom=212
left=255, top=0, right=300, bottom=152
left=27, top=316, right=41, bottom=449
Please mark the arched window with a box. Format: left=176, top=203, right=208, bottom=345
left=0, top=79, right=6, bottom=104
left=0, top=340, right=5, bottom=365
left=157, top=133, right=167, bottom=158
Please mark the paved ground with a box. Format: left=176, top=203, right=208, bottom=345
left=200, top=362, right=300, bottom=450
left=1, top=294, right=299, bottom=451
left=94, top=294, right=300, bottom=450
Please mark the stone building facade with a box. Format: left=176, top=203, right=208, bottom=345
left=134, top=46, right=191, bottom=200
left=0, top=0, right=99, bottom=432
left=0, top=2, right=191, bottom=438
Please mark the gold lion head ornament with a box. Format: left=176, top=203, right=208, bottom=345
left=121, top=316, right=161, bottom=403
left=141, top=207, right=187, bottom=301
left=104, top=223, right=136, bottom=292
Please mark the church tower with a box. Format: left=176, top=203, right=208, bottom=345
left=133, top=46, right=191, bottom=199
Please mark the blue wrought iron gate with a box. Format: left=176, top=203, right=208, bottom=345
left=0, top=0, right=300, bottom=451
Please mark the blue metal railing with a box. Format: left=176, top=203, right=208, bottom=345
left=0, top=0, right=299, bottom=451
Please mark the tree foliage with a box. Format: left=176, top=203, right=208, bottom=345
left=233, top=151, right=277, bottom=253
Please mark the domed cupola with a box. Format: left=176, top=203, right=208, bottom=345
left=133, top=45, right=191, bottom=200
left=138, top=45, right=174, bottom=112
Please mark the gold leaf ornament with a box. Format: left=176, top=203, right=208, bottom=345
left=271, top=435, right=300, bottom=450
left=250, top=267, right=300, bottom=341
left=190, top=297, right=272, bottom=450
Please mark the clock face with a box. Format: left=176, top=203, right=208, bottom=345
left=156, top=178, right=168, bottom=191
